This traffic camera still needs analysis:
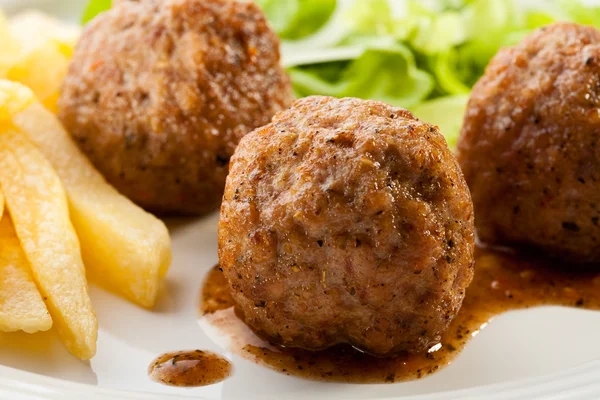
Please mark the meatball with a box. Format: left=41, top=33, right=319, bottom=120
left=218, top=96, right=475, bottom=356
left=458, top=23, right=600, bottom=263
left=59, top=0, right=293, bottom=214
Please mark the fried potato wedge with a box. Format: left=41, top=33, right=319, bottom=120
left=0, top=12, right=78, bottom=112
left=6, top=42, right=70, bottom=113
left=0, top=80, right=36, bottom=123
left=0, top=11, right=21, bottom=78
left=0, top=129, right=97, bottom=360
left=8, top=11, right=80, bottom=53
left=13, top=104, right=172, bottom=308
left=0, top=215, right=52, bottom=334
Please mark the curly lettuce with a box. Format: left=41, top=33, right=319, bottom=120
left=81, top=0, right=110, bottom=24
left=255, top=0, right=337, bottom=40
left=290, top=41, right=434, bottom=108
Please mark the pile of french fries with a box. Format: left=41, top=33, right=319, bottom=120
left=0, top=12, right=172, bottom=360
left=0, top=11, right=78, bottom=112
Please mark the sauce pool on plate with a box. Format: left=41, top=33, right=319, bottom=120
left=199, top=246, right=600, bottom=383
left=148, top=350, right=232, bottom=387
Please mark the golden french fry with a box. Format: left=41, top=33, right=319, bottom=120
left=0, top=11, right=21, bottom=78
left=0, top=129, right=97, bottom=359
left=8, top=11, right=80, bottom=53
left=6, top=41, right=70, bottom=113
left=0, top=80, right=36, bottom=123
left=13, top=103, right=172, bottom=308
left=0, top=187, right=3, bottom=220
left=0, top=214, right=52, bottom=334
left=0, top=12, right=78, bottom=112
left=0, top=10, right=12, bottom=46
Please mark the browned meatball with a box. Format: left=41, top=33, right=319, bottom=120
left=458, top=23, right=600, bottom=263
left=218, top=96, right=475, bottom=356
left=58, top=0, right=293, bottom=214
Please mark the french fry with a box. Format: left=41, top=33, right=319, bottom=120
left=0, top=128, right=97, bottom=360
left=6, top=42, right=70, bottom=113
left=13, top=103, right=172, bottom=308
left=0, top=214, right=52, bottom=334
left=8, top=11, right=80, bottom=53
left=0, top=12, right=78, bottom=112
left=0, top=11, right=21, bottom=78
left=0, top=80, right=36, bottom=123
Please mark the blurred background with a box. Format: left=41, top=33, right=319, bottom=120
left=3, top=0, right=600, bottom=145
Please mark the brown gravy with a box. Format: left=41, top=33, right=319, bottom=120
left=148, top=350, right=232, bottom=387
left=200, top=247, right=600, bottom=383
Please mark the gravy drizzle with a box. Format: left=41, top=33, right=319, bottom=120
left=200, top=247, right=600, bottom=383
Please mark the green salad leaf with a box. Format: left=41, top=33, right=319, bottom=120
left=428, top=50, right=473, bottom=95
left=256, top=0, right=337, bottom=40
left=81, top=0, right=111, bottom=24
left=410, top=94, right=469, bottom=148
left=559, top=0, right=600, bottom=26
left=343, top=0, right=396, bottom=37
left=275, top=0, right=600, bottom=146
left=291, top=41, right=434, bottom=108
left=410, top=11, right=467, bottom=55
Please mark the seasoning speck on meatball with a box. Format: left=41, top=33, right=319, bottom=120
left=218, top=96, right=475, bottom=356
left=458, top=22, right=600, bottom=263
left=59, top=0, right=294, bottom=214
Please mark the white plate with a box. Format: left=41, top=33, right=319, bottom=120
left=0, top=1, right=599, bottom=399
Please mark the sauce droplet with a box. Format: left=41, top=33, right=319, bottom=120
left=148, top=350, right=232, bottom=387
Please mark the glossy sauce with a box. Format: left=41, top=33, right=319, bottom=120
left=200, top=247, right=600, bottom=383
left=148, top=350, right=232, bottom=387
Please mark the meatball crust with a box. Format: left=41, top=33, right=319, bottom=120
left=219, top=96, right=475, bottom=356
left=58, top=0, right=293, bottom=214
left=458, top=23, right=600, bottom=263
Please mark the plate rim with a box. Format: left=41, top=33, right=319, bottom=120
left=0, top=1, right=598, bottom=399
left=1, top=359, right=599, bottom=399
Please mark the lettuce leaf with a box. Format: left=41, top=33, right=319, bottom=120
left=290, top=41, right=434, bottom=108
left=256, top=0, right=337, bottom=40
left=558, top=0, right=600, bottom=26
left=81, top=0, right=111, bottom=24
left=428, top=50, right=473, bottom=95
left=409, top=11, right=467, bottom=55
left=343, top=0, right=396, bottom=37
left=410, top=95, right=469, bottom=148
